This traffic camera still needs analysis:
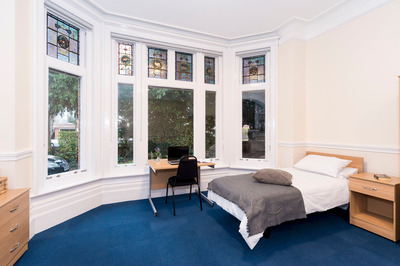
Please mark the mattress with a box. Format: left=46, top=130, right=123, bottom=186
left=207, top=168, right=349, bottom=249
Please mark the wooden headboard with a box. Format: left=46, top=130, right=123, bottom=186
left=306, top=151, right=364, bottom=173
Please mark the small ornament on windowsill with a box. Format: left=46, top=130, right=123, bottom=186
left=155, top=147, right=162, bottom=162
left=0, top=177, right=8, bottom=195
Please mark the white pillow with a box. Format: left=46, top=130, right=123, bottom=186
left=294, top=155, right=351, bottom=177
left=336, top=167, right=358, bottom=179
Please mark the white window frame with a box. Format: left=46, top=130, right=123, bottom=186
left=106, top=38, right=223, bottom=178
left=33, top=4, right=94, bottom=194
left=231, top=40, right=278, bottom=169
left=112, top=40, right=136, bottom=167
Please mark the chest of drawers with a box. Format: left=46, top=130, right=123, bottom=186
left=0, top=189, right=30, bottom=266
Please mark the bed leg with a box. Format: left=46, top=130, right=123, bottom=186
left=263, top=227, right=272, bottom=238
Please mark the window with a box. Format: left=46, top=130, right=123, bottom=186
left=118, top=43, right=133, bottom=76
left=47, top=13, right=79, bottom=65
left=148, top=47, right=167, bottom=79
left=47, top=70, right=81, bottom=176
left=175, top=52, right=193, bottom=82
left=148, top=87, right=194, bottom=158
left=242, top=91, right=265, bottom=159
left=236, top=48, right=277, bottom=165
left=118, top=84, right=134, bottom=164
left=204, top=57, right=215, bottom=84
left=206, top=91, right=216, bottom=158
left=45, top=12, right=88, bottom=182
left=242, top=55, right=265, bottom=84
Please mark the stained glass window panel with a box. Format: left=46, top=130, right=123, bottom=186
left=242, top=55, right=265, bottom=84
left=47, top=13, right=80, bottom=65
left=118, top=43, right=133, bottom=76
left=148, top=47, right=167, bottom=79
left=204, top=57, right=215, bottom=84
left=175, top=52, right=193, bottom=82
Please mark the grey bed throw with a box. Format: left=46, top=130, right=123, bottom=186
left=208, top=173, right=306, bottom=236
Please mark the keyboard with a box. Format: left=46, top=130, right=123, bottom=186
left=168, top=160, right=180, bottom=165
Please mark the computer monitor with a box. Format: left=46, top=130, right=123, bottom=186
left=168, top=146, right=189, bottom=162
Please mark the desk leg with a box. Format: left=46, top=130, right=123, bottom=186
left=197, top=166, right=214, bottom=207
left=149, top=166, right=158, bottom=216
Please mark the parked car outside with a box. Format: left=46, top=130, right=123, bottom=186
left=48, top=155, right=70, bottom=175
left=48, top=161, right=64, bottom=175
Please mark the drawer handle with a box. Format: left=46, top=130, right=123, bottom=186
left=362, top=185, right=377, bottom=191
left=10, top=243, right=20, bottom=253
left=10, top=205, right=20, bottom=213
left=10, top=224, right=20, bottom=233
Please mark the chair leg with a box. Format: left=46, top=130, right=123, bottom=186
left=165, top=182, right=169, bottom=204
left=198, top=184, right=202, bottom=211
left=189, top=185, right=192, bottom=200
left=172, top=187, right=176, bottom=216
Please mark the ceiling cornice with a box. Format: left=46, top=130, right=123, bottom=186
left=76, top=0, right=394, bottom=45
left=278, top=0, right=394, bottom=44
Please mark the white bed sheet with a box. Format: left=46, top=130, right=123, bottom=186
left=207, top=168, right=349, bottom=249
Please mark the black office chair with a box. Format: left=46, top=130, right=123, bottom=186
left=165, top=155, right=202, bottom=216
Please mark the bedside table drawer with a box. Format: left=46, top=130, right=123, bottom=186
left=350, top=178, right=394, bottom=201
left=0, top=192, right=29, bottom=230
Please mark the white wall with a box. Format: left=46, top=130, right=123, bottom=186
left=278, top=0, right=400, bottom=175
left=0, top=0, right=32, bottom=188
left=306, top=0, right=400, bottom=175
left=278, top=39, right=307, bottom=167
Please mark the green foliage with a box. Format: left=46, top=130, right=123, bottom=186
left=58, top=131, right=79, bottom=169
left=148, top=87, right=194, bottom=158
left=48, top=70, right=79, bottom=119
left=118, top=139, right=133, bottom=164
left=206, top=116, right=216, bottom=158
left=48, top=70, right=80, bottom=150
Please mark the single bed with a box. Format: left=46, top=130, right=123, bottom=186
left=207, top=152, right=364, bottom=249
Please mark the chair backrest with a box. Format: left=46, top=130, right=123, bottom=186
left=176, top=155, right=198, bottom=181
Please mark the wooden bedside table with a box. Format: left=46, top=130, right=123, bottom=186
left=349, top=173, right=400, bottom=241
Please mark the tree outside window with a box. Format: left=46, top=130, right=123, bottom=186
left=148, top=87, right=193, bottom=158
left=48, top=70, right=80, bottom=174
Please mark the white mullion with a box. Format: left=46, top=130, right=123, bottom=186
left=133, top=42, right=143, bottom=166
left=194, top=53, right=205, bottom=159
left=168, top=49, right=175, bottom=81
left=141, top=43, right=150, bottom=163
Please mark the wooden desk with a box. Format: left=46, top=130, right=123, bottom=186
left=148, top=159, right=215, bottom=216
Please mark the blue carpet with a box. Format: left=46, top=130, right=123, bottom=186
left=16, top=194, right=400, bottom=265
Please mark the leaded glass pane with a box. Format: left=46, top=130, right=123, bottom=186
left=46, top=13, right=80, bottom=65
left=118, top=43, right=133, bottom=76
left=206, top=91, right=216, bottom=158
left=118, top=84, right=134, bottom=164
left=242, top=91, right=265, bottom=159
left=48, top=70, right=80, bottom=175
left=204, top=57, right=215, bottom=84
left=148, top=47, right=167, bottom=79
left=175, top=52, right=193, bottom=82
left=242, top=55, right=265, bottom=84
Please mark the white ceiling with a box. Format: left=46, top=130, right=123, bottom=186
left=88, top=0, right=347, bottom=39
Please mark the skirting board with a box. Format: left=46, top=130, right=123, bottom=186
left=29, top=168, right=233, bottom=237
